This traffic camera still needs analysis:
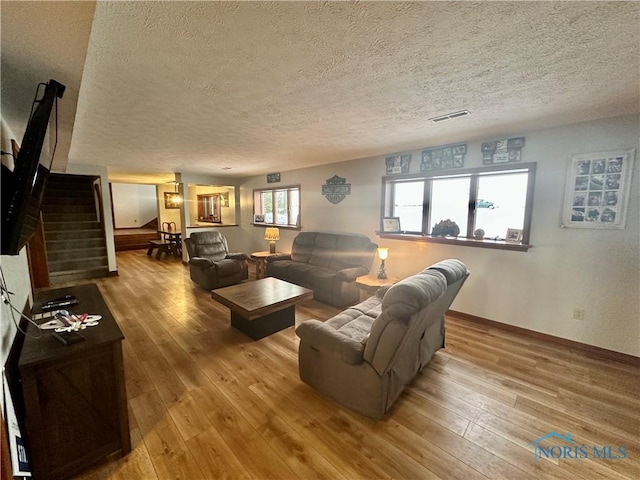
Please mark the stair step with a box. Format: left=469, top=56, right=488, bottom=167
left=47, top=247, right=107, bottom=262
left=43, top=187, right=93, bottom=198
left=47, top=173, right=97, bottom=185
left=41, top=196, right=96, bottom=206
left=42, top=212, right=97, bottom=223
left=48, top=256, right=108, bottom=273
left=41, top=203, right=96, bottom=214
left=46, top=238, right=106, bottom=251
left=44, top=221, right=102, bottom=231
left=49, top=267, right=109, bottom=285
left=45, top=229, right=104, bottom=241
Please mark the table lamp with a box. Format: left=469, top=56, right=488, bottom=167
left=377, top=247, right=389, bottom=279
left=265, top=227, right=280, bottom=254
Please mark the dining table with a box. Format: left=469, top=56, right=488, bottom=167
left=158, top=229, right=182, bottom=256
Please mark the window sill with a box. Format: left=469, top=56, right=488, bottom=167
left=252, top=223, right=301, bottom=231
left=375, top=232, right=531, bottom=252
left=188, top=223, right=239, bottom=228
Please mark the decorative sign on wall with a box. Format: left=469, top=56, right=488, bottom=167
left=322, top=175, right=351, bottom=204
left=267, top=172, right=281, bottom=183
left=482, top=137, right=525, bottom=164
left=562, top=149, right=635, bottom=229
left=385, top=154, right=411, bottom=174
left=420, top=144, right=466, bottom=171
left=164, top=192, right=181, bottom=209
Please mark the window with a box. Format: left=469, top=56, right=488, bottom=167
left=382, top=163, right=536, bottom=247
left=253, top=185, right=300, bottom=227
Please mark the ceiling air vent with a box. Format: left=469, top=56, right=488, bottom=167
left=429, top=110, right=470, bottom=123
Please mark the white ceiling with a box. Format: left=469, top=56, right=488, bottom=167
left=2, top=1, right=639, bottom=184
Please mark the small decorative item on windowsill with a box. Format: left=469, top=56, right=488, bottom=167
left=431, top=219, right=460, bottom=237
left=505, top=228, right=523, bottom=243
left=382, top=217, right=401, bottom=233
left=264, top=227, right=280, bottom=254
left=473, top=228, right=485, bottom=240
left=376, top=247, right=389, bottom=279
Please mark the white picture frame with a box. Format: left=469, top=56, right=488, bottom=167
left=382, top=217, right=401, bottom=233
left=562, top=149, right=635, bottom=229
left=505, top=228, right=523, bottom=243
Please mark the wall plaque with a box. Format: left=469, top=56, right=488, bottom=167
left=421, top=144, right=466, bottom=171
left=482, top=137, right=525, bottom=164
left=267, top=173, right=281, bottom=183
left=385, top=154, right=411, bottom=174
left=322, top=175, right=351, bottom=204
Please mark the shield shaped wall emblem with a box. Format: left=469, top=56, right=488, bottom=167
left=322, top=175, right=351, bottom=204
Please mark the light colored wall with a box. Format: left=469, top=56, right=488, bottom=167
left=239, top=114, right=640, bottom=356
left=111, top=183, right=157, bottom=228
left=156, top=183, right=183, bottom=228
left=0, top=240, right=32, bottom=412
left=188, top=185, right=237, bottom=225
left=111, top=183, right=158, bottom=228
left=176, top=173, right=244, bottom=261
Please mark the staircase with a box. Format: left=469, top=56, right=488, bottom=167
left=41, top=174, right=109, bottom=284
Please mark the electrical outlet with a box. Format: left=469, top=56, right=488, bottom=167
left=573, top=308, right=586, bottom=321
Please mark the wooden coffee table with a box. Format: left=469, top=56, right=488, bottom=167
left=211, top=277, right=313, bottom=340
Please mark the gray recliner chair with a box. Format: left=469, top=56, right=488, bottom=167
left=295, top=259, right=469, bottom=419
left=184, top=231, right=249, bottom=290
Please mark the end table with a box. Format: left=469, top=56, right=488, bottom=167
left=250, top=251, right=281, bottom=279
left=355, top=273, right=400, bottom=300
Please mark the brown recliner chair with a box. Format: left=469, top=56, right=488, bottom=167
left=184, top=231, right=249, bottom=290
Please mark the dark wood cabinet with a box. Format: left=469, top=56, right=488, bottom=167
left=16, top=283, right=130, bottom=479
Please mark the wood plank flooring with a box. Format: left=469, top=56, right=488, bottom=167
left=67, top=250, right=638, bottom=480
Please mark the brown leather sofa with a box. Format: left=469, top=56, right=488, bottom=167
left=184, top=231, right=249, bottom=290
left=265, top=232, right=377, bottom=307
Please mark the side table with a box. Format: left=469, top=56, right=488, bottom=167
left=250, top=251, right=282, bottom=279
left=355, top=273, right=400, bottom=300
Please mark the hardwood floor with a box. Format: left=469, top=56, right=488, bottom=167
left=70, top=250, right=638, bottom=480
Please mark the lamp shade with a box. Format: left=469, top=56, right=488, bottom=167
left=377, top=247, right=389, bottom=260
left=264, top=227, right=280, bottom=241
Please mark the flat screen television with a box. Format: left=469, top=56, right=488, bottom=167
left=1, top=79, right=65, bottom=255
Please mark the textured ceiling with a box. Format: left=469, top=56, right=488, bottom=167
left=2, top=1, right=639, bottom=183
left=0, top=1, right=95, bottom=170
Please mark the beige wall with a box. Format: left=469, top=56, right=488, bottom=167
left=1, top=114, right=637, bottom=385
left=239, top=114, right=640, bottom=356
left=187, top=185, right=237, bottom=226
left=157, top=183, right=182, bottom=228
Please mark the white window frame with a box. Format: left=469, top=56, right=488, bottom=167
left=253, top=185, right=300, bottom=228
left=380, top=163, right=536, bottom=250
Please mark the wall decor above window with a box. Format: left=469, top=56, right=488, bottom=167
left=322, top=175, right=351, bottom=204
left=385, top=154, right=411, bottom=174
left=420, top=144, right=466, bottom=171
left=482, top=137, right=525, bottom=165
left=562, top=149, right=635, bottom=229
left=267, top=172, right=281, bottom=183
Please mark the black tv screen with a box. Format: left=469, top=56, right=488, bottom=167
left=1, top=79, right=65, bottom=256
